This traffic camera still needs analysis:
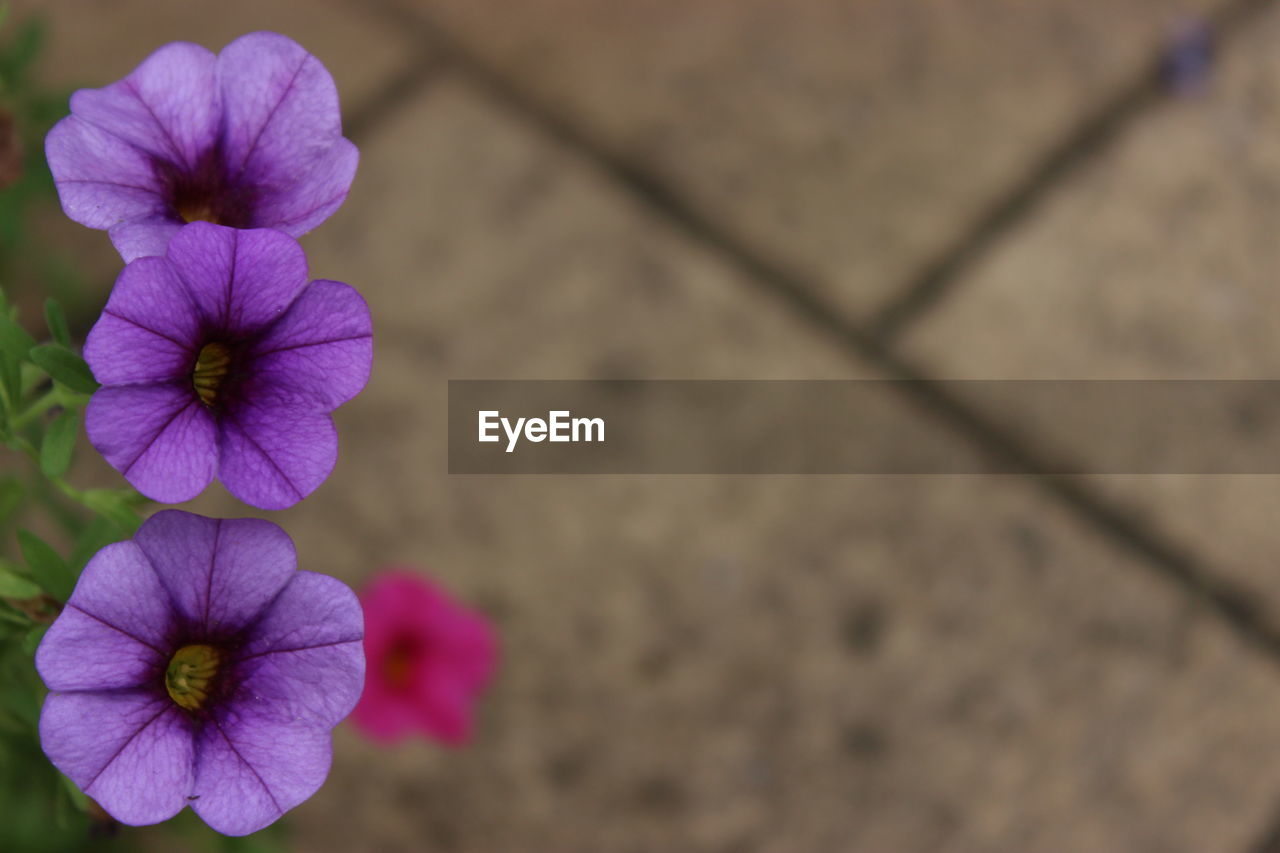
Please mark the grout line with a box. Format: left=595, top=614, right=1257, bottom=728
left=871, top=0, right=1279, bottom=342
left=1249, top=808, right=1280, bottom=853
left=867, top=63, right=1163, bottom=342
left=357, top=0, right=1280, bottom=666
left=344, top=48, right=446, bottom=144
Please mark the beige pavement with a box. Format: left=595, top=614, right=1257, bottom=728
left=12, top=1, right=1280, bottom=851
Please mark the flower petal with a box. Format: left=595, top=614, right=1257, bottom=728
left=163, top=223, right=308, bottom=334
left=133, top=511, right=297, bottom=639
left=217, top=391, right=337, bottom=510
left=36, top=609, right=164, bottom=692
left=216, top=32, right=346, bottom=180
left=45, top=117, right=169, bottom=230
left=251, top=137, right=358, bottom=236
left=232, top=571, right=364, bottom=728
left=408, top=677, right=474, bottom=745
left=363, top=573, right=499, bottom=691
left=40, top=690, right=194, bottom=827
left=191, top=711, right=331, bottom=836
left=109, top=215, right=184, bottom=262
left=349, top=679, right=418, bottom=744
left=36, top=542, right=175, bottom=691
left=85, top=258, right=198, bottom=385
left=248, top=279, right=372, bottom=410
left=68, top=41, right=219, bottom=170
left=86, top=383, right=217, bottom=504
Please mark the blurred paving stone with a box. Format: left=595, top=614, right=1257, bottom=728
left=14, top=0, right=419, bottom=110
left=393, top=0, right=1214, bottom=317
left=900, top=4, right=1280, bottom=628
left=172, top=79, right=1280, bottom=852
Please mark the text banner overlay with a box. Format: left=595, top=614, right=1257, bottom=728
left=448, top=380, right=1280, bottom=474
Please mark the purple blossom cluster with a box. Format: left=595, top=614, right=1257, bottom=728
left=36, top=32, right=374, bottom=836
left=38, top=512, right=364, bottom=835
left=47, top=31, right=372, bottom=511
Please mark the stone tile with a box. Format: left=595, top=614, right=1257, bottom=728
left=395, top=0, right=1215, bottom=317
left=900, top=4, right=1280, bottom=623
left=165, top=80, right=1280, bottom=851
left=12, top=0, right=419, bottom=112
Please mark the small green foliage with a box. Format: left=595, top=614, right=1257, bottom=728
left=0, top=562, right=38, bottom=599
left=0, top=477, right=22, bottom=522
left=20, top=623, right=45, bottom=655
left=67, top=515, right=120, bottom=572
left=79, top=489, right=142, bottom=536
left=0, top=311, right=34, bottom=362
left=29, top=344, right=97, bottom=394
left=43, top=298, right=69, bottom=347
left=39, top=407, right=77, bottom=477
left=17, top=530, right=74, bottom=602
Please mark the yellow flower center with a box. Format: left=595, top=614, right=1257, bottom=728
left=192, top=342, right=231, bottom=408
left=165, top=644, right=222, bottom=711
left=176, top=199, right=220, bottom=225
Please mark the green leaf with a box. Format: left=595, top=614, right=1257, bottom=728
left=16, top=530, right=73, bottom=602
left=38, top=408, right=77, bottom=478
left=20, top=624, right=46, bottom=655
left=0, top=566, right=38, bottom=600
left=28, top=344, right=97, bottom=394
left=0, top=605, right=28, bottom=629
left=0, top=313, right=34, bottom=363
left=42, top=298, right=69, bottom=347
left=0, top=476, right=22, bottom=522
left=0, top=314, right=33, bottom=411
left=67, top=515, right=120, bottom=571
left=56, top=771, right=88, bottom=814
left=80, top=489, right=142, bottom=535
left=0, top=17, right=45, bottom=85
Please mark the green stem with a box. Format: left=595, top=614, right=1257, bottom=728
left=8, top=389, right=61, bottom=432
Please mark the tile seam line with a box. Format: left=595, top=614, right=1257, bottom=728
left=344, top=47, right=447, bottom=144
left=354, top=0, right=1280, bottom=668
left=871, top=0, right=1280, bottom=341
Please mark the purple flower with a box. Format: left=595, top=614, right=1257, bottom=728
left=46, top=32, right=357, bottom=261
left=84, top=221, right=372, bottom=510
left=36, top=510, right=365, bottom=836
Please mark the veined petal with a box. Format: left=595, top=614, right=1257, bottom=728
left=68, top=41, right=219, bottom=170
left=45, top=117, right=169, bottom=230
left=217, top=391, right=337, bottom=510
left=36, top=608, right=164, bottom=692
left=109, top=215, right=184, bottom=263
left=216, top=33, right=344, bottom=179
left=249, top=279, right=372, bottom=410
left=85, top=259, right=200, bottom=385
left=163, top=223, right=308, bottom=334
left=86, top=256, right=202, bottom=373
left=232, top=571, right=364, bottom=728
left=36, top=541, right=175, bottom=683
left=250, top=138, right=358, bottom=236
left=134, top=511, right=296, bottom=639
left=191, top=711, right=331, bottom=836
left=41, top=690, right=194, bottom=827
left=86, top=383, right=217, bottom=504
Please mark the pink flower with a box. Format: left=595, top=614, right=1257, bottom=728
left=350, top=570, right=498, bottom=746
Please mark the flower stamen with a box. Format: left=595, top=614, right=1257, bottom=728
left=192, top=342, right=232, bottom=408
left=177, top=199, right=219, bottom=225
left=166, top=644, right=223, bottom=711
left=383, top=638, right=416, bottom=689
